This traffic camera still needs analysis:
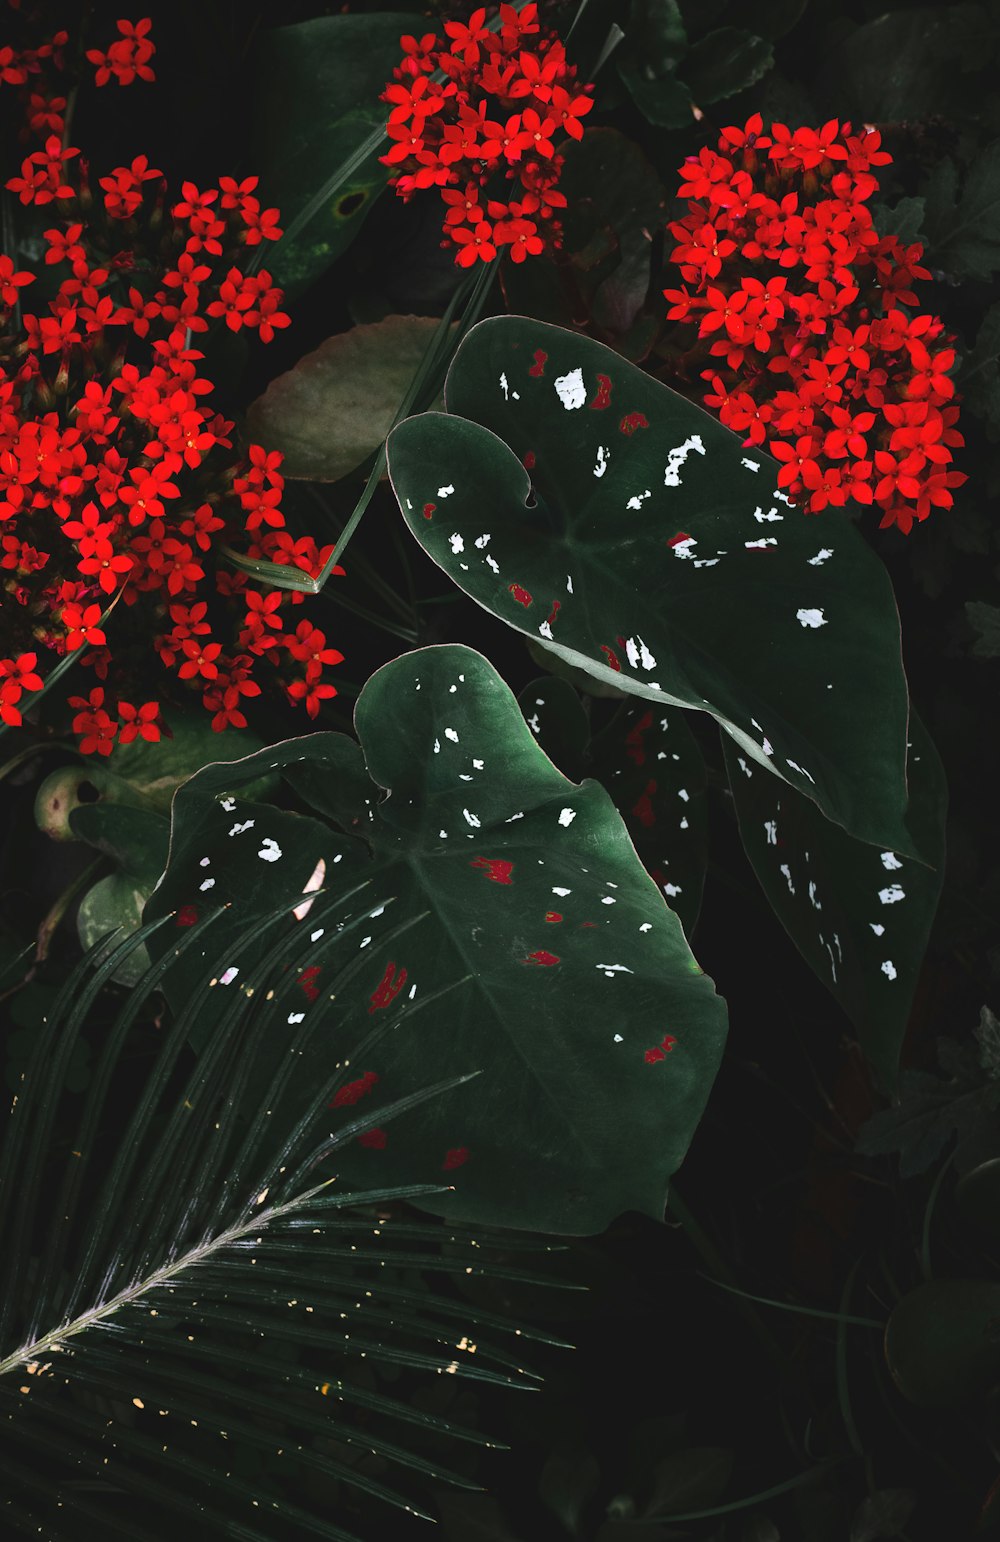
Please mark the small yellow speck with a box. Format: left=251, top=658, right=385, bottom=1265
left=133, top=1398, right=144, bottom=1409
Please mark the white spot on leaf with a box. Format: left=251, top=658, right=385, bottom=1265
left=258, top=838, right=282, bottom=863
left=554, top=367, right=586, bottom=409
left=558, top=808, right=576, bottom=827
left=879, top=884, right=905, bottom=904
left=796, top=608, right=827, bottom=628
left=664, top=433, right=705, bottom=487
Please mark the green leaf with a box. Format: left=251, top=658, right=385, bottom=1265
left=722, top=712, right=946, bottom=1090
left=104, top=713, right=269, bottom=812
left=850, top=1489, right=916, bottom=1542
left=814, top=5, right=994, bottom=123
left=69, top=803, right=172, bottom=986
left=923, top=142, right=1000, bottom=280
left=250, top=15, right=411, bottom=299
left=871, top=196, right=927, bottom=247
left=518, top=683, right=709, bottom=935
left=617, top=0, right=693, bottom=128
left=502, top=128, right=667, bottom=354
left=538, top=1441, right=601, bottom=1534
left=966, top=600, right=1000, bottom=656
left=591, top=702, right=708, bottom=936
left=387, top=316, right=915, bottom=855
left=681, top=27, right=773, bottom=105
left=246, top=316, right=450, bottom=482
left=145, top=644, right=728, bottom=1235
left=0, top=910, right=550, bottom=1539
left=517, top=675, right=590, bottom=784
left=958, top=300, right=1000, bottom=437
left=856, top=1010, right=1000, bottom=1177
left=885, top=1279, right=1000, bottom=1408
left=646, top=1445, right=733, bottom=1516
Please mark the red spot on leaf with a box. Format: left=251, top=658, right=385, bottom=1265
left=600, top=644, right=621, bottom=672
left=544, top=911, right=563, bottom=923
left=299, top=965, right=322, bottom=1003
left=528, top=349, right=548, bottom=377
left=357, top=1128, right=387, bottom=1149
left=523, top=450, right=536, bottom=470
left=644, top=1033, right=677, bottom=1064
left=580, top=921, right=598, bottom=929
left=176, top=905, right=198, bottom=927
left=588, top=373, right=612, bottom=410
left=523, top=950, right=560, bottom=966
left=619, top=411, right=649, bottom=435
left=369, top=960, right=408, bottom=1014
left=443, top=1146, right=470, bottom=1171
left=668, top=532, right=693, bottom=547
left=546, top=599, right=561, bottom=629
left=632, top=779, right=658, bottom=828
left=509, top=583, right=533, bottom=607
left=470, top=857, right=514, bottom=885
left=330, top=1071, right=379, bottom=1108
left=625, top=710, right=654, bottom=767
left=422, top=502, right=436, bottom=520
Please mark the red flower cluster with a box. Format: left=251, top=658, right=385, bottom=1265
left=664, top=116, right=965, bottom=533
left=0, top=22, right=344, bottom=753
left=380, top=3, right=592, bottom=266
left=86, top=17, right=155, bottom=88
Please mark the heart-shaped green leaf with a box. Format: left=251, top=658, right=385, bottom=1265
left=519, top=679, right=708, bottom=936
left=387, top=316, right=914, bottom=854
left=722, top=712, right=945, bottom=1090
left=591, top=701, right=708, bottom=937
left=145, top=645, right=728, bottom=1234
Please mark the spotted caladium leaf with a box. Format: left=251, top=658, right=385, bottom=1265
left=722, top=712, right=946, bottom=1091
left=590, top=702, right=708, bottom=937
left=519, top=679, right=708, bottom=936
left=386, top=316, right=915, bottom=856
left=517, top=675, right=590, bottom=784
left=145, top=645, right=727, bottom=1234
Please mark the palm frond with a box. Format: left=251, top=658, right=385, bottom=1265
left=0, top=895, right=566, bottom=1539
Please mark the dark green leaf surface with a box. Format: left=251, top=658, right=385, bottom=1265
left=592, top=702, right=708, bottom=937
left=501, top=128, right=667, bottom=354
left=617, top=0, right=693, bottom=128
left=723, top=713, right=945, bottom=1090
left=250, top=16, right=410, bottom=298
left=681, top=27, right=773, bottom=105
left=517, top=682, right=708, bottom=935
left=923, top=143, right=1000, bottom=281
left=0, top=908, right=558, bottom=1540
left=146, top=644, right=728, bottom=1234
left=387, top=317, right=915, bottom=854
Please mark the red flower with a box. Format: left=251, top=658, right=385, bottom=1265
left=665, top=115, right=962, bottom=532
left=68, top=686, right=119, bottom=755
left=87, top=18, right=156, bottom=88
left=117, top=699, right=161, bottom=744
left=62, top=602, right=106, bottom=651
